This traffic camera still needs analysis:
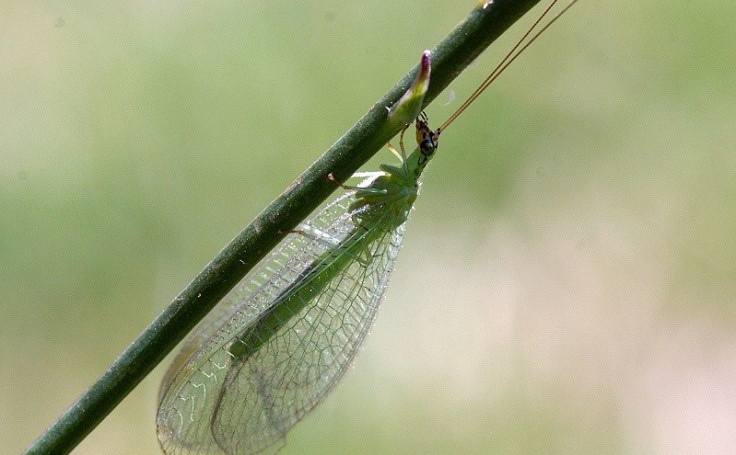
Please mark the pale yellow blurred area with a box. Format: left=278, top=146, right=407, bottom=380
left=3, top=1, right=736, bottom=454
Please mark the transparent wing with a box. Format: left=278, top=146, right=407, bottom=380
left=157, top=190, right=407, bottom=455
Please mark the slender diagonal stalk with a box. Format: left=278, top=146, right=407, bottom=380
left=23, top=1, right=541, bottom=453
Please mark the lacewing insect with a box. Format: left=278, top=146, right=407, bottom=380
left=157, top=1, right=578, bottom=454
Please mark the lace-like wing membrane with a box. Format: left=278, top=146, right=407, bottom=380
left=157, top=191, right=406, bottom=455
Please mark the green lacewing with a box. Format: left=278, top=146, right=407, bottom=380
left=157, top=1, right=578, bottom=454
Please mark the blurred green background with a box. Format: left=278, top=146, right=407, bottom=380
left=3, top=1, right=736, bottom=454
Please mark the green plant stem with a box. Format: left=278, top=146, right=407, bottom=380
left=24, top=1, right=541, bottom=453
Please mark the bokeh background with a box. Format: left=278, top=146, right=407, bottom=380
left=3, top=1, right=736, bottom=454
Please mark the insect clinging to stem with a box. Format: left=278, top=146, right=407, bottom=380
left=156, top=1, right=579, bottom=454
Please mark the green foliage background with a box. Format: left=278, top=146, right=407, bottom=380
left=3, top=1, right=736, bottom=453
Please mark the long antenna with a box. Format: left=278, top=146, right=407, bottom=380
left=438, top=0, right=579, bottom=133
